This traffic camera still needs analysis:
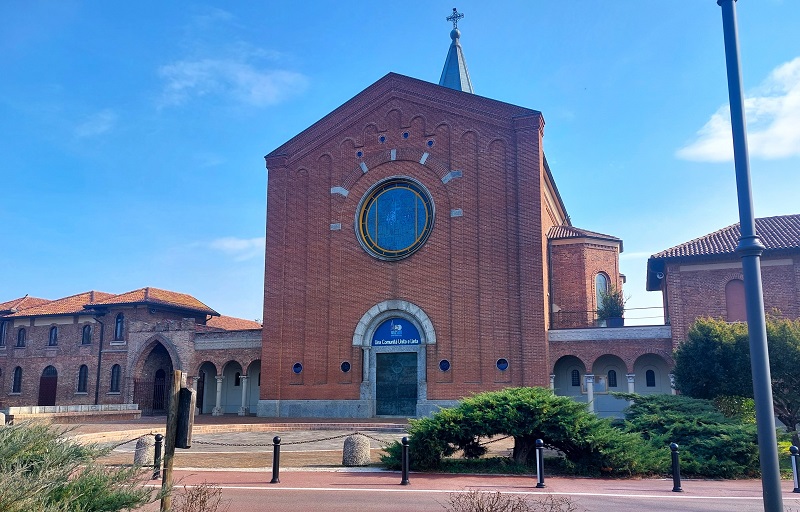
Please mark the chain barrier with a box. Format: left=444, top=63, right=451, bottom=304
left=193, top=431, right=400, bottom=448
left=480, top=435, right=512, bottom=446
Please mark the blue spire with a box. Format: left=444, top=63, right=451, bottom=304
left=438, top=8, right=474, bottom=94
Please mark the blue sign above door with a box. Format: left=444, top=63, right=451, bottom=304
left=371, top=318, right=421, bottom=346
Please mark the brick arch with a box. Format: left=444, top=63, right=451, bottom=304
left=551, top=353, right=590, bottom=374
left=589, top=353, right=630, bottom=374
left=128, top=334, right=183, bottom=379
left=221, top=359, right=244, bottom=374
left=196, top=360, right=218, bottom=376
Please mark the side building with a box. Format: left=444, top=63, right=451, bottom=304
left=646, top=213, right=800, bottom=346
left=0, top=287, right=262, bottom=417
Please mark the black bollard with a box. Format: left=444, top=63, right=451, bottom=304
left=791, top=446, right=800, bottom=493
left=535, top=439, right=546, bottom=488
left=400, top=437, right=410, bottom=485
left=152, top=434, right=163, bottom=480
left=670, top=442, right=683, bottom=492
left=270, top=436, right=281, bottom=484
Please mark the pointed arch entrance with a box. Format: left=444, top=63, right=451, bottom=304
left=133, top=341, right=175, bottom=415
left=38, top=365, right=58, bottom=406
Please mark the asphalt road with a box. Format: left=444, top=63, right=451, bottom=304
left=142, top=470, right=800, bottom=512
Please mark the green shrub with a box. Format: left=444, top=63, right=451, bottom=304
left=619, top=393, right=759, bottom=478
left=381, top=387, right=660, bottom=476
left=0, top=422, right=156, bottom=512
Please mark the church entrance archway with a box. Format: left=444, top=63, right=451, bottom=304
left=38, top=365, right=58, bottom=406
left=376, top=352, right=418, bottom=416
left=354, top=301, right=436, bottom=418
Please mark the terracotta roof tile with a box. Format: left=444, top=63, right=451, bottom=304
left=5, top=291, right=114, bottom=317
left=88, top=287, right=218, bottom=316
left=205, top=316, right=262, bottom=331
left=548, top=225, right=622, bottom=246
left=650, top=214, right=800, bottom=260
left=0, top=295, right=51, bottom=314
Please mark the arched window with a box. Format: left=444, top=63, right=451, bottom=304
left=82, top=325, right=92, bottom=345
left=646, top=369, right=656, bottom=387
left=0, top=321, right=6, bottom=347
left=114, top=313, right=124, bottom=341
left=595, top=273, right=609, bottom=309
left=49, top=326, right=58, bottom=346
left=77, top=365, right=89, bottom=393
left=725, top=279, right=747, bottom=322
left=17, top=328, right=26, bottom=347
left=608, top=370, right=618, bottom=388
left=12, top=367, right=22, bottom=393
left=570, top=369, right=581, bottom=387
left=110, top=364, right=121, bottom=393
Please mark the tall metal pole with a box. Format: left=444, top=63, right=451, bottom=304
left=716, top=2, right=782, bottom=510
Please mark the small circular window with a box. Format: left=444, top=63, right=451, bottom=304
left=292, top=362, right=303, bottom=374
left=439, top=359, right=451, bottom=372
left=496, top=358, right=509, bottom=371
left=356, top=177, right=434, bottom=260
left=340, top=361, right=351, bottom=373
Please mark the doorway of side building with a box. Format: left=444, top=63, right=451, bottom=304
left=133, top=341, right=175, bottom=415
left=375, top=352, right=417, bottom=416
left=38, top=365, right=58, bottom=406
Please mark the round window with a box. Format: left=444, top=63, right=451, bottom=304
left=356, top=177, right=434, bottom=261
left=496, top=358, right=509, bottom=371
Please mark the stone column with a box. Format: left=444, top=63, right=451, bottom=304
left=212, top=376, right=224, bottom=416
left=669, top=373, right=677, bottom=395
left=549, top=374, right=555, bottom=391
left=626, top=373, right=636, bottom=394
left=238, top=375, right=249, bottom=416
left=585, top=374, right=595, bottom=413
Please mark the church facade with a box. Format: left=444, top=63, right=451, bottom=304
left=258, top=24, right=656, bottom=418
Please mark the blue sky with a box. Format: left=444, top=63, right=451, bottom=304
left=2, top=1, right=798, bottom=325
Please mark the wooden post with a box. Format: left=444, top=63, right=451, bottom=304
left=160, top=370, right=182, bottom=512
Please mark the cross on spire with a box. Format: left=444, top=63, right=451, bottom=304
left=446, top=7, right=464, bottom=29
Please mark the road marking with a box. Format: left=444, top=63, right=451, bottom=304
left=145, top=484, right=800, bottom=500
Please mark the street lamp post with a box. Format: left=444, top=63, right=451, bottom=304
left=716, top=1, right=783, bottom=511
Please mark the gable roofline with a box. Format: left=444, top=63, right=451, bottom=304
left=85, top=287, right=219, bottom=317
left=0, top=295, right=51, bottom=315
left=265, top=72, right=542, bottom=168
left=548, top=225, right=623, bottom=251
left=645, top=213, right=800, bottom=290
left=5, top=291, right=114, bottom=318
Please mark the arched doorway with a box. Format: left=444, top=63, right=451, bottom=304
left=354, top=301, right=435, bottom=418
left=552, top=355, right=587, bottom=403
left=197, top=361, right=218, bottom=414
left=133, top=341, right=174, bottom=415
left=38, top=366, right=58, bottom=406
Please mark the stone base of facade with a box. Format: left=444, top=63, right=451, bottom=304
left=256, top=399, right=460, bottom=418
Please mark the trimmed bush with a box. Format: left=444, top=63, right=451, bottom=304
left=381, top=387, right=659, bottom=476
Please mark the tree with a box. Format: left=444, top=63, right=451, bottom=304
left=673, top=316, right=800, bottom=443
left=0, top=422, right=156, bottom=512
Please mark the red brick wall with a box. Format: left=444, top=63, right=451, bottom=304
left=550, top=241, right=621, bottom=328
left=262, top=77, right=554, bottom=404
left=666, top=255, right=800, bottom=347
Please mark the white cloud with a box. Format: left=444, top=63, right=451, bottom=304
left=676, top=56, right=800, bottom=162
left=209, top=237, right=265, bottom=261
left=74, top=108, right=117, bottom=137
left=159, top=58, right=308, bottom=108
left=619, top=251, right=654, bottom=260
